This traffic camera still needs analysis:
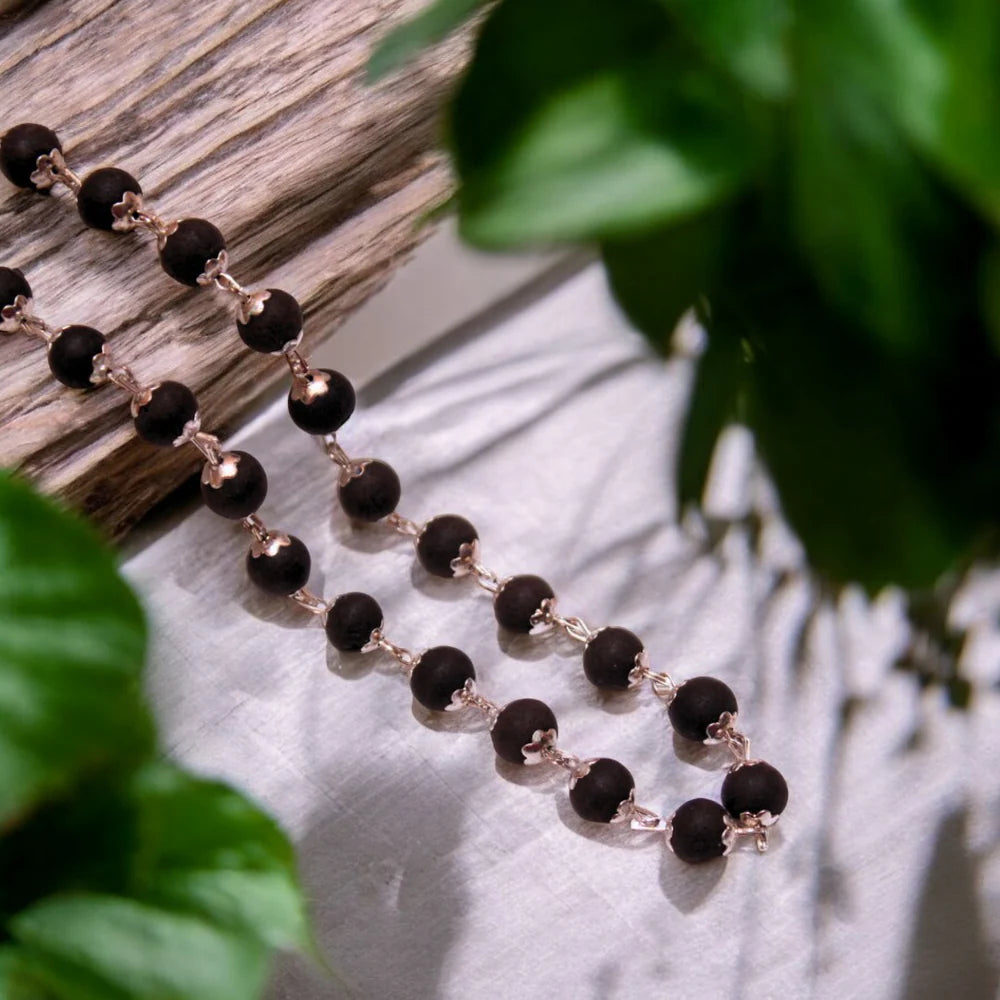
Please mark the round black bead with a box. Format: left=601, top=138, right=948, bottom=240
left=200, top=451, right=268, bottom=519
left=721, top=762, right=789, bottom=819
left=287, top=368, right=355, bottom=434
left=569, top=757, right=635, bottom=824
left=493, top=574, right=554, bottom=633
left=338, top=460, right=401, bottom=522
left=237, top=288, right=303, bottom=353
left=490, top=698, right=557, bottom=765
left=583, top=626, right=644, bottom=689
left=325, top=592, right=383, bottom=652
left=0, top=266, right=32, bottom=310
left=1, top=123, right=60, bottom=190
left=132, top=381, right=199, bottom=446
left=77, top=167, right=141, bottom=231
left=47, top=325, right=106, bottom=389
left=667, top=676, right=739, bottom=742
left=416, top=515, right=478, bottom=578
left=159, top=218, right=226, bottom=287
left=246, top=534, right=311, bottom=596
left=409, top=646, right=476, bottom=712
left=669, top=798, right=728, bottom=865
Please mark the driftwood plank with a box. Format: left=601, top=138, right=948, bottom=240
left=0, top=0, right=458, bottom=538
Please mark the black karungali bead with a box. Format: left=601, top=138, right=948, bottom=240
left=0, top=123, right=60, bottom=190
left=237, top=288, right=303, bottom=353
left=583, top=626, right=644, bottom=689
left=667, top=676, right=739, bottom=742
left=132, top=381, right=199, bottom=446
left=200, top=451, right=268, bottom=519
left=246, top=534, right=311, bottom=596
left=0, top=266, right=32, bottom=309
left=325, top=592, right=383, bottom=652
left=416, top=515, right=478, bottom=578
left=490, top=698, right=558, bottom=765
left=493, top=574, right=554, bottom=633
left=721, top=762, right=789, bottom=819
left=338, top=460, right=401, bottom=522
left=47, top=325, right=106, bottom=389
left=159, top=218, right=226, bottom=287
left=77, top=167, right=141, bottom=231
left=287, top=368, right=355, bottom=434
left=410, top=646, right=476, bottom=712
left=669, top=798, right=728, bottom=865
left=569, top=757, right=635, bottom=824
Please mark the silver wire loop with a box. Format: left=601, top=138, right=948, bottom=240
left=705, top=712, right=752, bottom=761
left=290, top=588, right=330, bottom=616
left=531, top=597, right=595, bottom=642
left=451, top=541, right=504, bottom=594
left=612, top=789, right=667, bottom=831
left=446, top=678, right=501, bottom=727
left=627, top=651, right=677, bottom=697
left=30, top=148, right=81, bottom=194
left=366, top=628, right=417, bottom=675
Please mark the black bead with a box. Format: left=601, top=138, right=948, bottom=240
left=493, top=574, right=554, bottom=633
left=237, top=288, right=303, bottom=353
left=159, top=218, right=226, bottom=287
left=721, top=762, right=789, bottom=819
left=490, top=698, right=557, bottom=765
left=246, top=534, right=311, bottom=596
left=132, top=381, right=199, bottom=446
left=77, top=167, right=141, bottom=231
left=583, top=627, right=644, bottom=689
left=0, top=266, right=32, bottom=310
left=47, top=325, right=106, bottom=389
left=669, top=798, right=728, bottom=865
left=409, top=646, right=476, bottom=712
left=1, top=123, right=60, bottom=190
left=667, top=676, right=739, bottom=742
left=416, top=515, right=478, bottom=578
left=569, top=757, right=635, bottom=824
left=338, top=460, right=401, bottom=522
left=287, top=368, right=355, bottom=434
left=325, top=592, right=383, bottom=652
left=200, top=451, right=268, bottom=519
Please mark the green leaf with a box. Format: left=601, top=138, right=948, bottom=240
left=0, top=472, right=152, bottom=829
left=450, top=0, right=763, bottom=246
left=367, top=0, right=488, bottom=81
left=701, top=214, right=1000, bottom=591
left=831, top=0, right=1000, bottom=224
left=9, top=896, right=268, bottom=1000
left=658, top=0, right=791, bottom=99
left=130, top=764, right=309, bottom=953
left=601, top=201, right=731, bottom=348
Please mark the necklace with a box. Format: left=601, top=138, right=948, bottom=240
left=1, top=122, right=789, bottom=862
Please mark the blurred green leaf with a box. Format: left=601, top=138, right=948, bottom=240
left=131, top=764, right=309, bottom=953
left=0, top=477, right=311, bottom=998
left=451, top=0, right=764, bottom=246
left=367, top=0, right=489, bottom=81
left=10, top=896, right=267, bottom=1000
left=658, top=0, right=791, bottom=99
left=0, top=472, right=152, bottom=829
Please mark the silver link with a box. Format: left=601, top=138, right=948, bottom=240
left=365, top=627, right=417, bottom=675
left=531, top=597, right=595, bottom=642
left=319, top=435, right=368, bottom=486
left=612, top=790, right=667, bottom=831
left=705, top=711, right=752, bottom=763
left=110, top=191, right=178, bottom=248
left=386, top=512, right=421, bottom=537
left=0, top=297, right=58, bottom=343
left=446, top=678, right=501, bottom=727
left=450, top=540, right=504, bottom=594
left=290, top=588, right=330, bottom=616
left=627, top=651, right=677, bottom=697
left=30, top=148, right=81, bottom=195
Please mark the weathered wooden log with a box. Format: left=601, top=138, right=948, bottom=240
left=0, top=0, right=457, bottom=538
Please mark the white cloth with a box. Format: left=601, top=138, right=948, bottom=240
left=124, top=266, right=1000, bottom=1000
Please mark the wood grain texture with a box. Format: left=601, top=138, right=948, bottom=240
left=0, top=0, right=458, bottom=538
